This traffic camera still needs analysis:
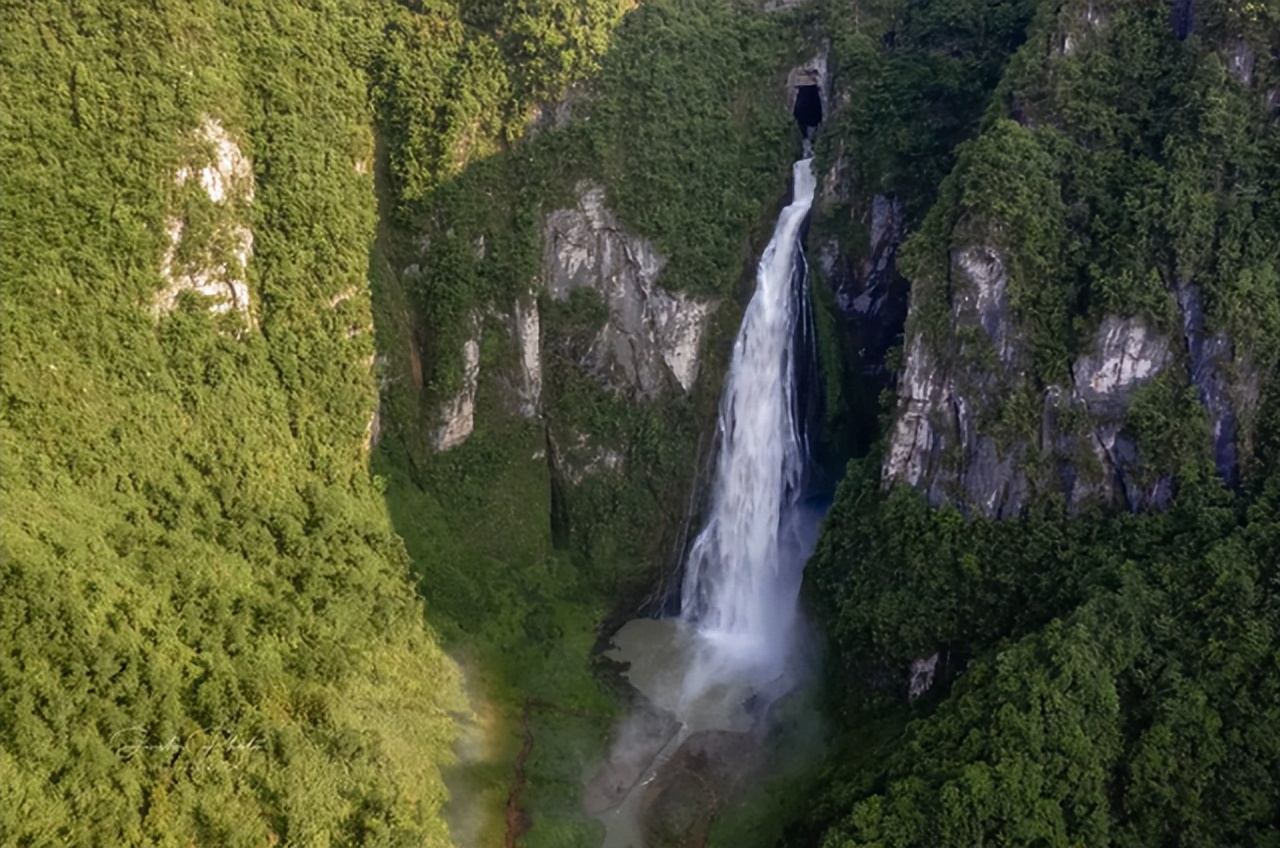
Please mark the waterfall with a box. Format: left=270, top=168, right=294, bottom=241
left=594, top=157, right=820, bottom=848
left=680, top=156, right=818, bottom=696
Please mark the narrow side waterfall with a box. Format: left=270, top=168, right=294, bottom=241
left=680, top=156, right=818, bottom=697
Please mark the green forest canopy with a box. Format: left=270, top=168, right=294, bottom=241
left=0, top=0, right=631, bottom=842
left=802, top=1, right=1280, bottom=846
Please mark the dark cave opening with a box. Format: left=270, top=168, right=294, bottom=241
left=793, top=84, right=823, bottom=138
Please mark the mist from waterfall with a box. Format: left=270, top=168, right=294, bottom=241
left=679, top=156, right=818, bottom=701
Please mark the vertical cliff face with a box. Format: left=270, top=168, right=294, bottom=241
left=818, top=0, right=1278, bottom=515
left=810, top=57, right=908, bottom=392
left=884, top=280, right=1184, bottom=516
left=541, top=182, right=715, bottom=400
left=362, top=5, right=812, bottom=842
left=373, top=1, right=809, bottom=645
left=1174, top=281, right=1258, bottom=485
left=883, top=245, right=1035, bottom=517
left=425, top=180, right=718, bottom=501
left=816, top=191, right=909, bottom=385
left=1061, top=317, right=1174, bottom=511
left=807, top=0, right=1037, bottom=460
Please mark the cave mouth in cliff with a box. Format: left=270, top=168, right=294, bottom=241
left=793, top=85, right=823, bottom=136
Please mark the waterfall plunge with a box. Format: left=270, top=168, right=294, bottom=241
left=593, top=158, right=821, bottom=848
left=680, top=156, right=818, bottom=701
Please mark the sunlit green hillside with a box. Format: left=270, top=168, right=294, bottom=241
left=0, top=0, right=604, bottom=841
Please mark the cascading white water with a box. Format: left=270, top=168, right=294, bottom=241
left=679, top=156, right=817, bottom=696
left=594, top=157, right=820, bottom=848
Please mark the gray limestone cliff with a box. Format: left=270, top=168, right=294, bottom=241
left=877, top=244, right=1254, bottom=517
left=808, top=47, right=910, bottom=389
left=541, top=182, right=715, bottom=399
left=882, top=245, right=1037, bottom=518
left=428, top=183, right=715, bottom=456
left=816, top=190, right=909, bottom=384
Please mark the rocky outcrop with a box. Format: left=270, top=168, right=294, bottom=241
left=432, top=329, right=482, bottom=451
left=1223, top=39, right=1255, bottom=86
left=427, top=182, right=715, bottom=453
left=1064, top=316, right=1173, bottom=511
left=542, top=183, right=714, bottom=398
left=885, top=242, right=1183, bottom=515
left=527, top=82, right=588, bottom=138
left=908, top=653, right=939, bottom=701
left=550, top=429, right=624, bottom=484
left=157, top=117, right=254, bottom=321
left=954, top=247, right=1020, bottom=365
left=818, top=194, right=910, bottom=381
left=1054, top=0, right=1108, bottom=58
left=761, top=0, right=811, bottom=13
left=511, top=294, right=542, bottom=418
left=884, top=246, right=1031, bottom=517
left=883, top=336, right=948, bottom=494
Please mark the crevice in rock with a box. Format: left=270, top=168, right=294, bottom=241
left=546, top=428, right=571, bottom=549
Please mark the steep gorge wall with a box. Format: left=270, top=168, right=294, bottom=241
left=798, top=6, right=1280, bottom=845
left=374, top=0, right=810, bottom=609
left=1, top=3, right=470, bottom=843
left=814, top=0, right=1279, bottom=514
left=1, top=1, right=810, bottom=844
left=363, top=3, right=819, bottom=843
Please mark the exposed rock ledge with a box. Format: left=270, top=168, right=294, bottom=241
left=1062, top=315, right=1173, bottom=511
left=156, top=117, right=255, bottom=322
left=883, top=246, right=1030, bottom=517
left=542, top=182, right=715, bottom=399
left=885, top=243, right=1179, bottom=516
left=432, top=329, right=482, bottom=452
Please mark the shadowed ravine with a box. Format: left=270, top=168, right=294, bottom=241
left=591, top=156, right=822, bottom=848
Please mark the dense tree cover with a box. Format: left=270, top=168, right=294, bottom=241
left=803, top=0, right=1044, bottom=465
left=898, top=0, right=1280, bottom=385
left=12, top=0, right=1272, bottom=846
left=0, top=0, right=640, bottom=843
left=583, top=0, right=800, bottom=294
left=805, top=457, right=1280, bottom=848
left=816, top=0, right=1040, bottom=226
left=373, top=0, right=633, bottom=204
left=382, top=0, right=802, bottom=397
left=368, top=0, right=812, bottom=626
